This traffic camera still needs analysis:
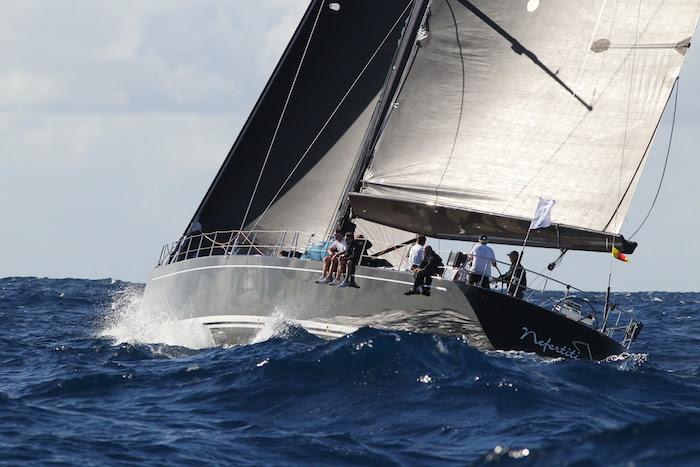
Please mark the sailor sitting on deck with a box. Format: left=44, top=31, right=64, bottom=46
left=315, top=229, right=346, bottom=284
left=468, top=235, right=496, bottom=289
left=330, top=232, right=363, bottom=288
left=497, top=251, right=527, bottom=299
left=405, top=246, right=443, bottom=296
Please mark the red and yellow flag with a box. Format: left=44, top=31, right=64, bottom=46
left=612, top=246, right=629, bottom=263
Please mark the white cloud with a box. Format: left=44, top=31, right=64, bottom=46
left=0, top=0, right=304, bottom=113
left=0, top=111, right=239, bottom=165
left=0, top=71, right=63, bottom=107
left=0, top=1, right=308, bottom=280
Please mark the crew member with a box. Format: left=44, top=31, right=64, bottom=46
left=315, top=230, right=346, bottom=284
left=405, top=245, right=443, bottom=296
left=406, top=235, right=426, bottom=271
left=497, top=251, right=527, bottom=299
left=333, top=232, right=362, bottom=288
left=468, top=235, right=496, bottom=288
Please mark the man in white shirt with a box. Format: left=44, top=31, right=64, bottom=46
left=468, top=235, right=496, bottom=288
left=406, top=235, right=426, bottom=271
left=316, top=230, right=346, bottom=283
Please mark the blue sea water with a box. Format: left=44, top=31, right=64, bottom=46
left=0, top=277, right=699, bottom=466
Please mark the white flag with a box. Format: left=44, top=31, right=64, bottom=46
left=530, top=198, right=556, bottom=229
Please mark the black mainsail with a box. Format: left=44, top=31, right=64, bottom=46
left=185, top=0, right=413, bottom=240
left=350, top=0, right=700, bottom=253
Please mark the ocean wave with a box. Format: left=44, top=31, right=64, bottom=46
left=472, top=415, right=700, bottom=466
left=2, top=278, right=700, bottom=465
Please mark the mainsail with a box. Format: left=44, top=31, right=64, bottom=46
left=351, top=0, right=700, bottom=252
left=185, top=0, right=413, bottom=239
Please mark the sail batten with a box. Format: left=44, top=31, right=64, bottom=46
left=359, top=0, right=700, bottom=244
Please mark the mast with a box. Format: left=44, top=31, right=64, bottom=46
left=332, top=0, right=432, bottom=233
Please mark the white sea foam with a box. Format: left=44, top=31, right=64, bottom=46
left=250, top=307, right=290, bottom=344
left=99, top=285, right=215, bottom=350
left=605, top=352, right=648, bottom=371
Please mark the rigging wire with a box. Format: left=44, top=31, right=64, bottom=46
left=248, top=3, right=413, bottom=232
left=238, top=2, right=324, bottom=231
left=326, top=0, right=423, bottom=238
left=628, top=77, right=679, bottom=239
left=324, top=0, right=418, bottom=237
left=524, top=261, right=560, bottom=300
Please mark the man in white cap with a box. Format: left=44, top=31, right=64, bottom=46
left=468, top=235, right=496, bottom=288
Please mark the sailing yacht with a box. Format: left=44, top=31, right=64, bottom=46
left=141, top=0, right=700, bottom=360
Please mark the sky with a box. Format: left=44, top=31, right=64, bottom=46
left=0, top=1, right=698, bottom=292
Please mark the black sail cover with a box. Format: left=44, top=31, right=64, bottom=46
left=351, top=0, right=700, bottom=253
left=185, top=0, right=413, bottom=241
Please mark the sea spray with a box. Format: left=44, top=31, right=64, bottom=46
left=250, top=307, right=295, bottom=344
left=99, top=284, right=215, bottom=349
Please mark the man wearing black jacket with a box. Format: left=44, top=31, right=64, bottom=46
left=405, top=245, right=443, bottom=296
left=335, top=232, right=364, bottom=288
left=497, top=251, right=527, bottom=299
